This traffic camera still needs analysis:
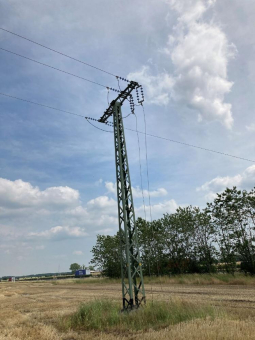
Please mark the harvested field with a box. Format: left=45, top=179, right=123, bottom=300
left=1, top=278, right=255, bottom=339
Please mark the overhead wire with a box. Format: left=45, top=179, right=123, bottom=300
left=0, top=47, right=110, bottom=89
left=0, top=92, right=112, bottom=132
left=142, top=104, right=153, bottom=223
left=134, top=112, right=155, bottom=302
left=0, top=91, right=254, bottom=163
left=85, top=118, right=113, bottom=133
left=134, top=113, right=147, bottom=221
left=107, top=88, right=110, bottom=106
left=0, top=92, right=85, bottom=118
left=124, top=127, right=255, bottom=163
left=139, top=104, right=163, bottom=290
left=0, top=27, right=126, bottom=80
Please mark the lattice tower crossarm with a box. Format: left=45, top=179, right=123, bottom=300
left=113, top=101, right=146, bottom=310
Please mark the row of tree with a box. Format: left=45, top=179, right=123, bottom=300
left=90, top=187, right=255, bottom=277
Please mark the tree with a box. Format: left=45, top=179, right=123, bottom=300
left=69, top=263, right=81, bottom=273
left=136, top=218, right=165, bottom=276
left=162, top=207, right=197, bottom=274
left=88, top=186, right=255, bottom=277
left=208, top=187, right=255, bottom=274
left=193, top=207, right=217, bottom=273
left=90, top=234, right=121, bottom=278
left=207, top=190, right=237, bottom=274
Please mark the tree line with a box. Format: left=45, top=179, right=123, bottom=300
left=90, top=187, right=255, bottom=277
left=69, top=263, right=95, bottom=273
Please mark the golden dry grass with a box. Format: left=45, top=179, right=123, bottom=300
left=1, top=277, right=255, bottom=339
left=52, top=273, right=255, bottom=286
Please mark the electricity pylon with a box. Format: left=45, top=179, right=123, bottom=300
left=99, top=81, right=145, bottom=310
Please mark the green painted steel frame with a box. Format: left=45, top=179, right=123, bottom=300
left=113, top=102, right=146, bottom=310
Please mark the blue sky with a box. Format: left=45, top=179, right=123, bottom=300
left=0, top=0, right=255, bottom=276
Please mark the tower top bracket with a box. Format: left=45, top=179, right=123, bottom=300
left=98, top=81, right=140, bottom=123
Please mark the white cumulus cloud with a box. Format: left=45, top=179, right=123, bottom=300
left=136, top=199, right=179, bottom=220
left=128, top=66, right=174, bottom=106
left=105, top=181, right=168, bottom=198
left=197, top=165, right=255, bottom=200
left=129, top=0, right=235, bottom=129
left=168, top=9, right=235, bottom=129
left=28, top=226, right=88, bottom=240
left=0, top=178, right=79, bottom=209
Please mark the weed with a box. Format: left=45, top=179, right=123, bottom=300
left=61, top=298, right=220, bottom=333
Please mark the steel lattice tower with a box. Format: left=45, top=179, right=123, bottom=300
left=99, top=81, right=146, bottom=310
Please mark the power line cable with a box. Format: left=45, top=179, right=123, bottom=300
left=124, top=127, right=255, bottom=163
left=0, top=91, right=254, bottom=163
left=0, top=92, right=111, bottom=133
left=85, top=117, right=113, bottom=133
left=136, top=106, right=162, bottom=287
left=0, top=47, right=117, bottom=90
left=142, top=105, right=153, bottom=223
left=0, top=92, right=85, bottom=118
left=0, top=27, right=129, bottom=80
left=134, top=113, right=147, bottom=221
left=134, top=112, right=155, bottom=302
left=107, top=88, right=110, bottom=106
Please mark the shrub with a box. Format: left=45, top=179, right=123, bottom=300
left=61, top=298, right=219, bottom=332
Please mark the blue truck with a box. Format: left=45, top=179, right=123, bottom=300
left=75, top=269, right=91, bottom=277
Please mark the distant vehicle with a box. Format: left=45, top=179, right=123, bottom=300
left=75, top=269, right=90, bottom=277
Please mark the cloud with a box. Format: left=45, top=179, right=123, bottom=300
left=0, top=179, right=119, bottom=239
left=105, top=181, right=168, bottom=198
left=0, top=178, right=79, bottom=209
left=165, top=0, right=216, bottom=25
left=166, top=0, right=236, bottom=129
left=197, top=165, right=255, bottom=200
left=136, top=199, right=179, bottom=220
left=128, top=66, right=174, bottom=106
left=87, top=196, right=116, bottom=209
left=73, top=250, right=83, bottom=255
left=130, top=0, right=235, bottom=129
left=95, top=179, right=103, bottom=186
left=168, top=8, right=236, bottom=129
left=132, top=186, right=168, bottom=198
left=28, top=226, right=88, bottom=240
left=105, top=181, right=115, bottom=194
left=246, top=124, right=255, bottom=132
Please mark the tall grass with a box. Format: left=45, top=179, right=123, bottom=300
left=60, top=299, right=220, bottom=332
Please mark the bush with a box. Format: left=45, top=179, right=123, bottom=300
left=61, top=298, right=219, bottom=332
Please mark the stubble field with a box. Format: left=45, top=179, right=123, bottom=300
left=1, top=277, right=255, bottom=340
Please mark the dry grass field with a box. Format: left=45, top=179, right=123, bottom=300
left=1, top=276, right=255, bottom=339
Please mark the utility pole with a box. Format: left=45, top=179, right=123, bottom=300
left=99, top=81, right=145, bottom=310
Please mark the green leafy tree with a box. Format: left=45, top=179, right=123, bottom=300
left=193, top=207, right=217, bottom=273
left=90, top=234, right=121, bottom=278
left=136, top=218, right=165, bottom=276
left=69, top=263, right=81, bottom=273
left=162, top=207, right=197, bottom=274
left=208, top=187, right=255, bottom=274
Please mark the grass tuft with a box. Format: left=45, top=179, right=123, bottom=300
left=60, top=299, right=220, bottom=332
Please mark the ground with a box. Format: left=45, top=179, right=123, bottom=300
left=1, top=278, right=255, bottom=339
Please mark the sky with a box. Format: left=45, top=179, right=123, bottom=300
left=0, top=0, right=254, bottom=277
